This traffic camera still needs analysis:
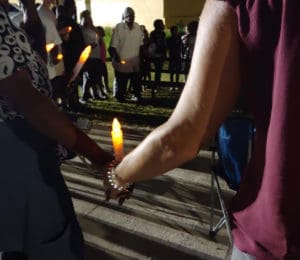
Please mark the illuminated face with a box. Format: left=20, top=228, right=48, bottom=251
left=123, top=8, right=135, bottom=26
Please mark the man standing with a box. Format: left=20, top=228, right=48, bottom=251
left=109, top=7, right=144, bottom=102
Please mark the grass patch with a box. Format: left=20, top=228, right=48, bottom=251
left=79, top=84, right=182, bottom=127
left=75, top=46, right=184, bottom=127
left=83, top=86, right=182, bottom=127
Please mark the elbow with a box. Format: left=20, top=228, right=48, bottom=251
left=180, top=140, right=201, bottom=162
left=161, top=122, right=202, bottom=164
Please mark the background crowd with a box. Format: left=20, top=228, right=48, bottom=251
left=9, top=0, right=199, bottom=108
left=2, top=0, right=300, bottom=259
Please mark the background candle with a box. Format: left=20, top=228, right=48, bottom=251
left=45, top=43, right=55, bottom=53
left=111, top=118, right=124, bottom=162
left=68, top=45, right=91, bottom=85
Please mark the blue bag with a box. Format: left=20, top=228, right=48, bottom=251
left=217, top=117, right=254, bottom=191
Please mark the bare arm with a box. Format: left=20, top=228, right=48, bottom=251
left=114, top=0, right=240, bottom=184
left=0, top=68, right=113, bottom=166
left=108, top=46, right=120, bottom=63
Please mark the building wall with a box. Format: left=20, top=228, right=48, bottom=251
left=164, top=0, right=205, bottom=28
left=10, top=0, right=204, bottom=32
left=78, top=0, right=164, bottom=31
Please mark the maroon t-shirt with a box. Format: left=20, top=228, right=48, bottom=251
left=223, top=1, right=300, bottom=259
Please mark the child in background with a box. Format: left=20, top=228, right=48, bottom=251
left=96, top=26, right=110, bottom=94
left=167, top=25, right=182, bottom=90
left=140, top=25, right=151, bottom=92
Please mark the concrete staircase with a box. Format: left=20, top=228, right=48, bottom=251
left=61, top=121, right=234, bottom=259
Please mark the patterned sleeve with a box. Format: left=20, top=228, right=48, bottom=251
left=0, top=6, right=32, bottom=80
left=0, top=5, right=52, bottom=120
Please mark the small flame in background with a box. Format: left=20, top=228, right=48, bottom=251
left=67, top=26, right=72, bottom=33
left=79, top=45, right=92, bottom=63
left=56, top=53, right=63, bottom=61
left=46, top=43, right=55, bottom=53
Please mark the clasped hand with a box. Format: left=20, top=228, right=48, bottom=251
left=102, top=161, right=134, bottom=205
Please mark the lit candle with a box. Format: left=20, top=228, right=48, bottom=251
left=79, top=45, right=92, bottom=63
left=68, top=45, right=92, bottom=85
left=67, top=26, right=72, bottom=33
left=120, top=60, right=126, bottom=64
left=46, top=43, right=55, bottom=53
left=56, top=53, right=63, bottom=61
left=111, top=118, right=124, bottom=162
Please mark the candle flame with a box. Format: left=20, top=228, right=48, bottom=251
left=120, top=60, right=126, bottom=64
left=79, top=45, right=92, bottom=63
left=112, top=118, right=121, bottom=131
left=46, top=43, right=55, bottom=52
left=111, top=118, right=124, bottom=162
left=56, top=53, right=63, bottom=61
left=67, top=26, right=72, bottom=33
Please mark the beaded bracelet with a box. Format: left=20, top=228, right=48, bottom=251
left=107, top=167, right=130, bottom=192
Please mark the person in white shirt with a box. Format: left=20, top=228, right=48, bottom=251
left=109, top=7, right=144, bottom=102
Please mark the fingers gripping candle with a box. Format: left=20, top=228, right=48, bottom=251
left=111, top=118, right=124, bottom=162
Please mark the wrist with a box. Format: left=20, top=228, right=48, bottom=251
left=107, top=168, right=130, bottom=191
left=114, top=171, right=127, bottom=186
left=73, top=126, right=114, bottom=166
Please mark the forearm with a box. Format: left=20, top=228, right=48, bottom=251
left=0, top=69, right=113, bottom=165
left=115, top=121, right=198, bottom=184
left=1, top=70, right=76, bottom=147
left=115, top=0, right=240, bottom=185
left=108, top=46, right=120, bottom=61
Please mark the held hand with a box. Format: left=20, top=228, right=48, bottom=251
left=113, top=53, right=121, bottom=63
left=103, top=164, right=134, bottom=205
left=91, top=42, right=98, bottom=49
left=90, top=151, right=115, bottom=171
left=49, top=45, right=62, bottom=65
left=72, top=126, right=115, bottom=170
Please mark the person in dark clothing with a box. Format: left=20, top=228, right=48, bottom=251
left=96, top=26, right=110, bottom=94
left=57, top=0, right=85, bottom=80
left=56, top=0, right=85, bottom=110
left=140, top=25, right=151, bottom=91
left=167, top=25, right=182, bottom=89
left=149, top=19, right=167, bottom=92
left=181, top=20, right=198, bottom=79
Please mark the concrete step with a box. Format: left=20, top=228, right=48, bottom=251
left=75, top=199, right=229, bottom=260
left=68, top=189, right=230, bottom=259
left=62, top=161, right=233, bottom=259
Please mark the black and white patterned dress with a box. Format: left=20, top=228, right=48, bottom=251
left=0, top=5, right=84, bottom=258
left=0, top=5, right=52, bottom=120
